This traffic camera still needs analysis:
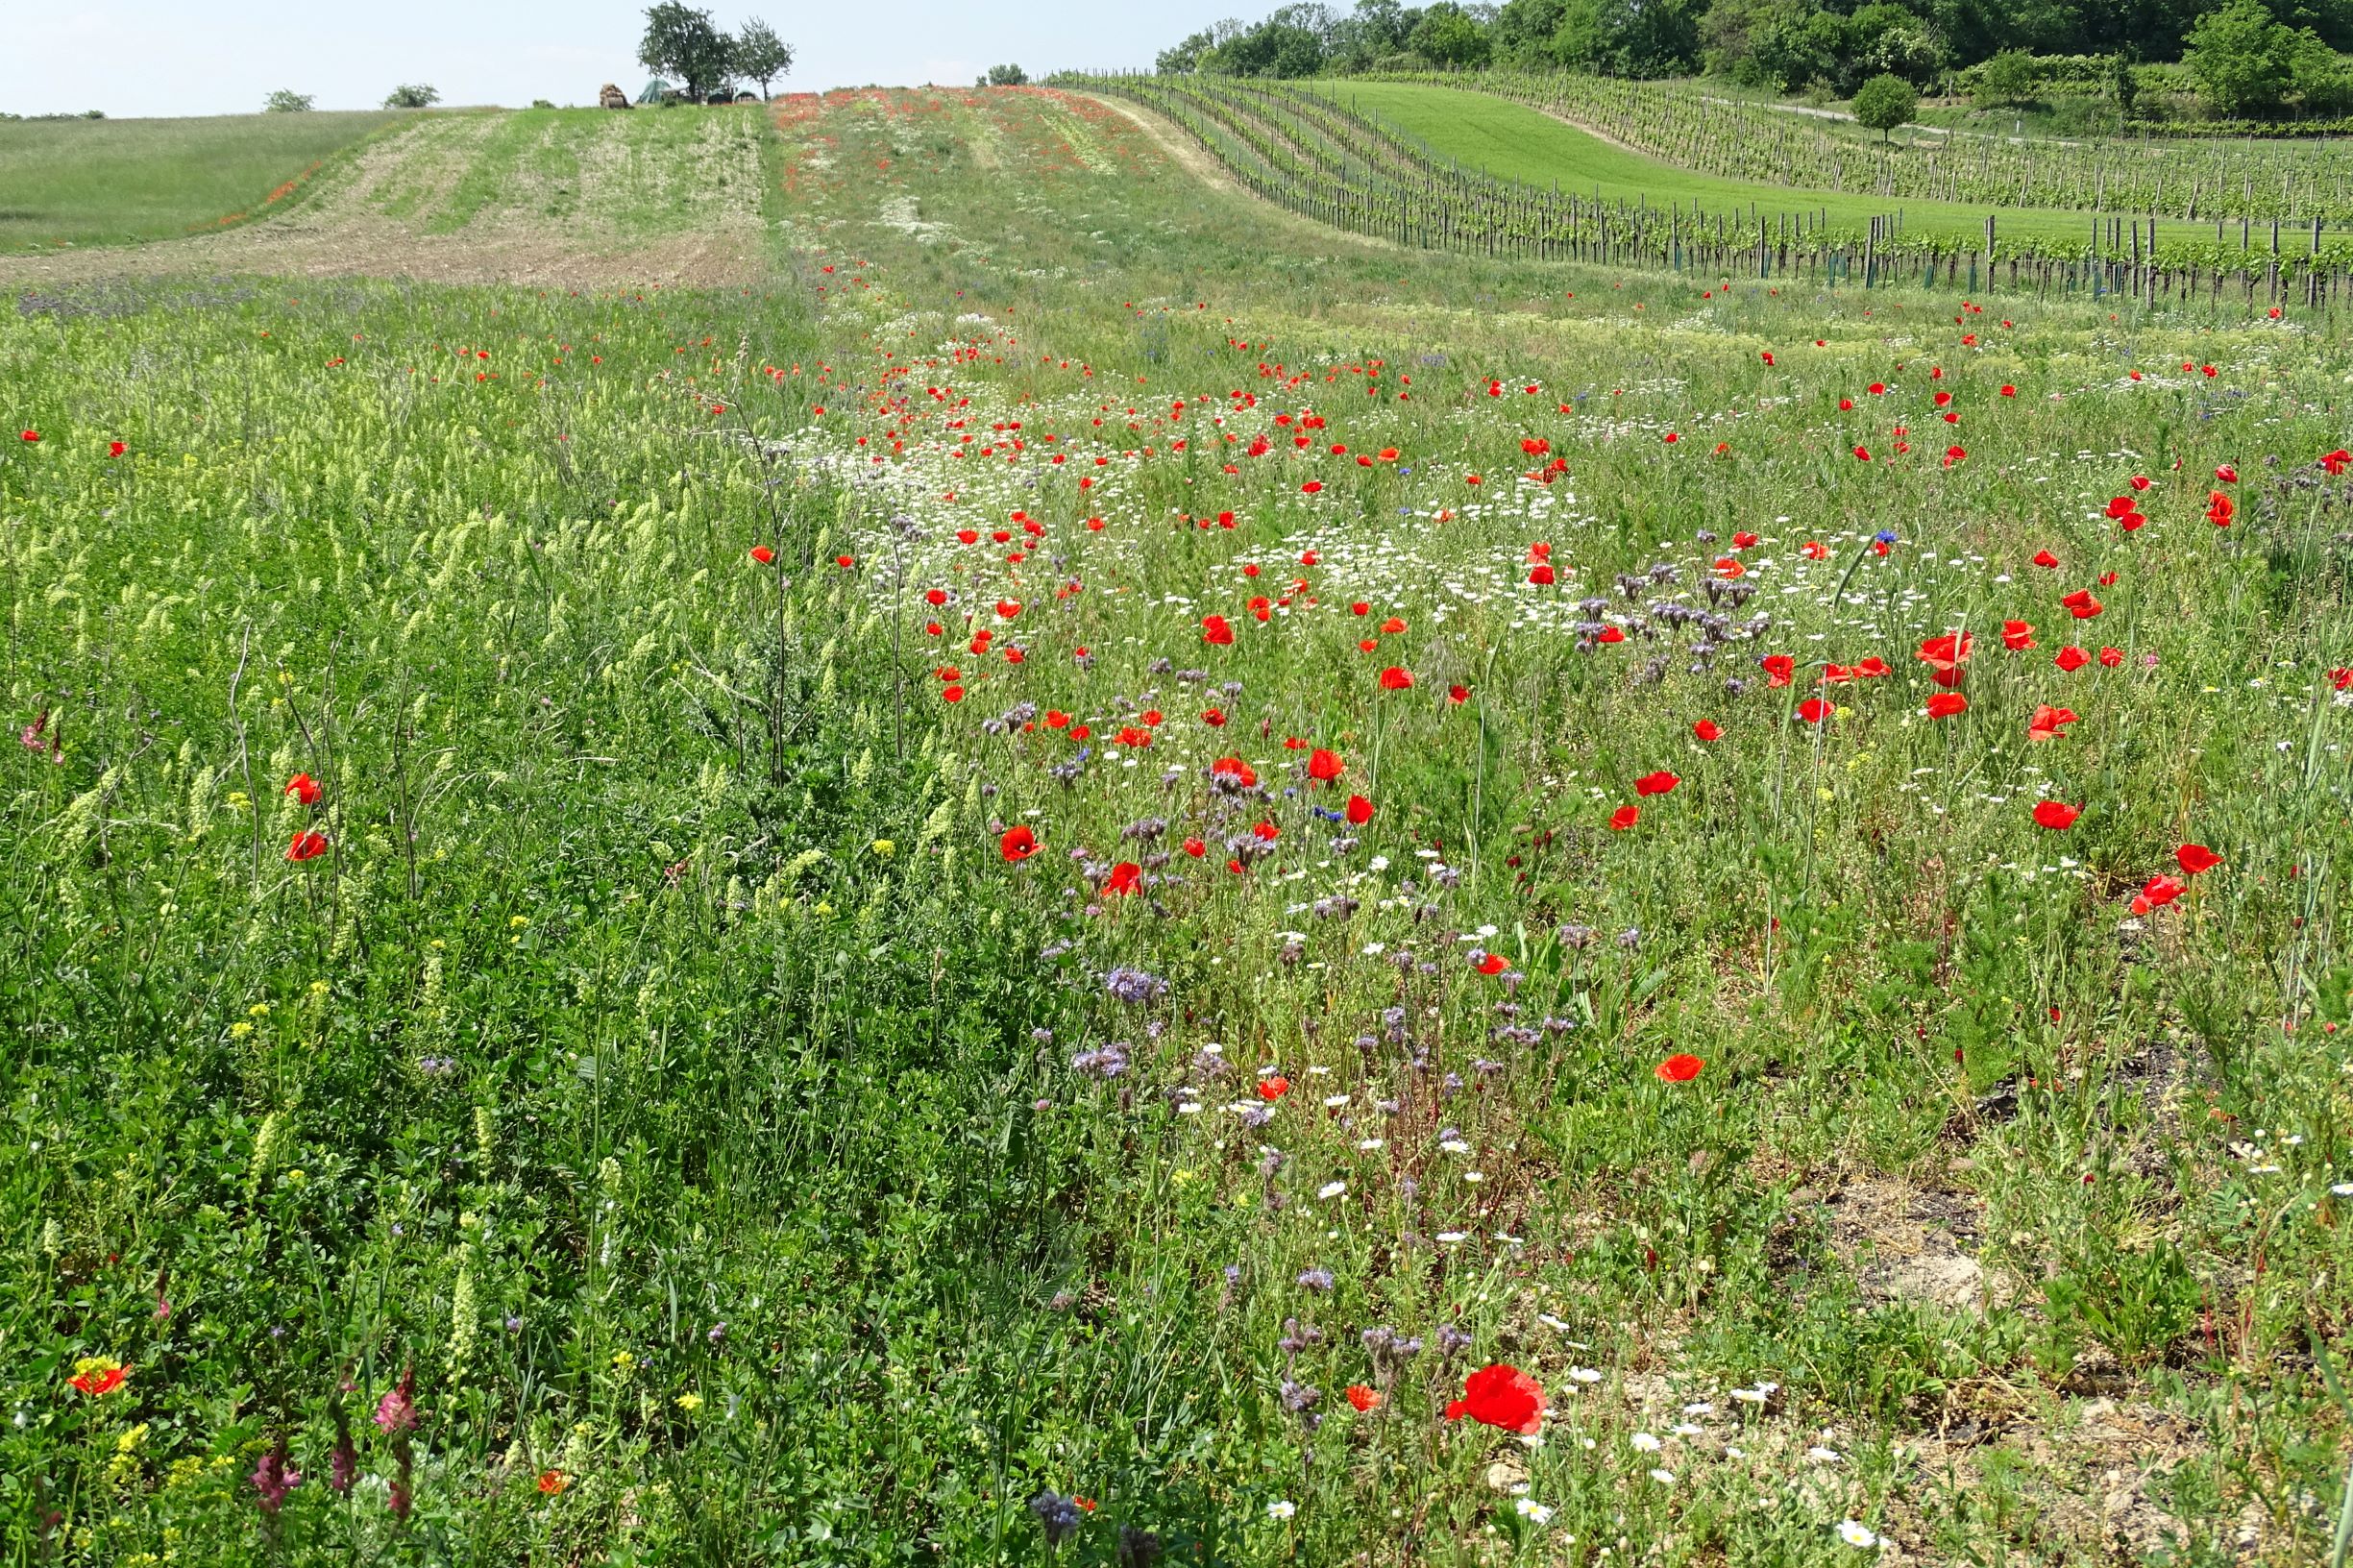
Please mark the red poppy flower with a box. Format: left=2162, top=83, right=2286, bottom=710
left=2054, top=647, right=2089, bottom=672
left=2215, top=464, right=2238, bottom=483
left=1000, top=825, right=1038, bottom=862
left=1212, top=757, right=1258, bottom=787
left=2032, top=549, right=2059, bottom=570
left=1378, top=668, right=1412, bottom=691
left=1105, top=862, right=1141, bottom=895
left=70, top=1362, right=127, bottom=1397
left=284, top=830, right=328, bottom=862
left=1797, top=698, right=1831, bottom=724
left=283, top=772, right=322, bottom=805
left=2176, top=843, right=2222, bottom=874
left=1654, top=1052, right=1703, bottom=1082
left=1445, top=1364, right=1543, bottom=1434
left=2001, top=621, right=2035, bottom=651
left=1300, top=480, right=1323, bottom=495
left=1761, top=654, right=1795, bottom=688
left=2026, top=704, right=2078, bottom=742
left=1608, top=804, right=1640, bottom=831
left=1529, top=563, right=1556, bottom=586
left=1692, top=720, right=1721, bottom=742
left=2060, top=589, right=2102, bottom=620
left=2031, top=801, right=2080, bottom=830
left=17, top=430, right=37, bottom=444
left=1732, top=531, right=1758, bottom=549
left=1345, top=794, right=1374, bottom=825
left=1308, top=747, right=1343, bottom=782
left=108, top=441, right=127, bottom=458
left=1202, top=615, right=1234, bottom=646
left=1475, top=952, right=1509, bottom=976
left=748, top=544, right=775, bottom=565
left=1635, top=770, right=1679, bottom=796
left=538, top=1469, right=570, bottom=1496
left=2130, top=873, right=2186, bottom=915
left=835, top=554, right=855, bottom=569
left=1183, top=837, right=1206, bottom=857
left=1202, top=707, right=1226, bottom=727
left=1925, top=693, right=1968, bottom=719
left=1447, top=684, right=1469, bottom=703
left=1917, top=632, right=1973, bottom=674
left=1258, top=1075, right=1289, bottom=1102
left=2324, top=449, right=2351, bottom=476
left=1999, top=384, right=2017, bottom=397
left=2098, top=646, right=2124, bottom=667
left=1345, top=1384, right=1383, bottom=1412
left=2206, top=491, right=2234, bottom=527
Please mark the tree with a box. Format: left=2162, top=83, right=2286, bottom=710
left=1409, top=2, right=1494, bottom=66
left=2183, top=0, right=2298, bottom=114
left=733, top=18, right=793, bottom=99
left=984, top=63, right=1031, bottom=86
left=1157, top=28, right=1217, bottom=71
left=638, top=4, right=735, bottom=103
left=264, top=89, right=314, bottom=113
left=1493, top=0, right=1572, bottom=65
left=1851, top=71, right=1919, bottom=138
left=382, top=84, right=440, bottom=109
left=1553, top=0, right=1703, bottom=77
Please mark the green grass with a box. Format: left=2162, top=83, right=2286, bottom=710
left=0, top=111, right=407, bottom=251
left=1311, top=81, right=2230, bottom=251
left=5, top=84, right=2353, bottom=1564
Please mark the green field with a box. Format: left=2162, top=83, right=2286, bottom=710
left=5, top=85, right=2353, bottom=1563
left=1309, top=81, right=2222, bottom=252
left=0, top=110, right=404, bottom=250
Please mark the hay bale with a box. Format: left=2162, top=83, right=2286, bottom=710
left=599, top=84, right=630, bottom=110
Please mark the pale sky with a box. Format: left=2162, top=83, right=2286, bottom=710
left=2, top=1, right=1173, bottom=119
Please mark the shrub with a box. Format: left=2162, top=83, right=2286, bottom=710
left=263, top=89, right=314, bottom=113
left=1973, top=49, right=2037, bottom=108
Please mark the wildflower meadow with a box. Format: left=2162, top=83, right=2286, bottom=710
left=5, top=80, right=2353, bottom=1565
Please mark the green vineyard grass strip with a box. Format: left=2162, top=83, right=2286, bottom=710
left=1308, top=83, right=2275, bottom=255
left=0, top=110, right=410, bottom=251
left=1382, top=69, right=2353, bottom=228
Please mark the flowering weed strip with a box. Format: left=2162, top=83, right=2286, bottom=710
left=4, top=82, right=2353, bottom=1563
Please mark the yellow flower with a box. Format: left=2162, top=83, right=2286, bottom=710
left=611, top=1350, right=635, bottom=1375
left=675, top=1392, right=703, bottom=1412
left=870, top=838, right=895, bottom=858
left=509, top=915, right=528, bottom=928
left=248, top=1002, right=272, bottom=1017
left=228, top=1021, right=255, bottom=1040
